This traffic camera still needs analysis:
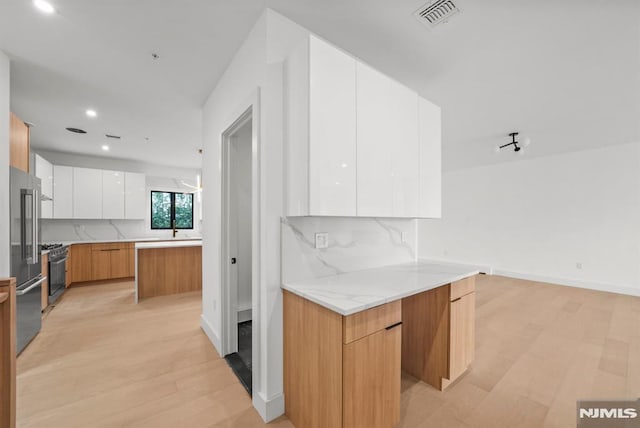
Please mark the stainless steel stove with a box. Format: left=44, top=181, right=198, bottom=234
left=42, top=243, right=68, bottom=304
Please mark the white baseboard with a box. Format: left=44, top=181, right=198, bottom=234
left=492, top=269, right=640, bottom=297
left=253, top=391, right=285, bottom=423
left=419, top=257, right=639, bottom=297
left=199, top=314, right=222, bottom=357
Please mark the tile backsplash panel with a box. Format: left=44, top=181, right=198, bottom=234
left=282, top=217, right=417, bottom=283
left=41, top=219, right=201, bottom=243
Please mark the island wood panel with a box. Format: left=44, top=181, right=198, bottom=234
left=137, top=246, right=202, bottom=299
left=401, top=285, right=450, bottom=390
left=0, top=278, right=16, bottom=428
left=10, top=112, right=29, bottom=172
left=343, top=325, right=401, bottom=428
left=342, top=300, right=401, bottom=344
left=283, top=290, right=343, bottom=428
left=70, top=244, right=92, bottom=283
left=41, top=254, right=49, bottom=311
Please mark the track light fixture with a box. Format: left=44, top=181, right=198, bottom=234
left=499, top=132, right=522, bottom=152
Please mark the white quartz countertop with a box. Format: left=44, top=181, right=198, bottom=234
left=135, top=240, right=202, bottom=249
left=282, top=260, right=480, bottom=316
left=57, top=237, right=202, bottom=245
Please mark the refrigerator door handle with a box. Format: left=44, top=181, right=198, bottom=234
left=32, top=187, right=38, bottom=264
left=16, top=276, right=46, bottom=296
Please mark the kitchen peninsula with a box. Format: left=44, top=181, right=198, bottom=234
left=283, top=261, right=479, bottom=428
left=135, top=240, right=203, bottom=303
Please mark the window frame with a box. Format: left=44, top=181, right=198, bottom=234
left=150, top=191, right=194, bottom=230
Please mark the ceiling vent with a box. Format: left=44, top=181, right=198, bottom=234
left=414, top=0, right=461, bottom=29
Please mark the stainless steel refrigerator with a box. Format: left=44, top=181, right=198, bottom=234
left=10, top=166, right=45, bottom=355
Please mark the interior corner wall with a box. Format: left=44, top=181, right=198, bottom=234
left=0, top=51, right=10, bottom=277
left=418, top=142, right=640, bottom=296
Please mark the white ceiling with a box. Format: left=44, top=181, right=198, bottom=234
left=1, top=0, right=638, bottom=170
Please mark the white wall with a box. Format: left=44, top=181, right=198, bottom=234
left=200, top=9, right=309, bottom=421
left=230, top=123, right=252, bottom=317
left=418, top=142, right=640, bottom=296
left=0, top=51, right=9, bottom=277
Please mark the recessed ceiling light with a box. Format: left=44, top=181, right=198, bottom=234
left=101, top=145, right=110, bottom=151
left=33, top=0, right=55, bottom=14
left=86, top=109, right=97, bottom=118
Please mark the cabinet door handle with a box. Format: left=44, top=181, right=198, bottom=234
left=451, top=297, right=462, bottom=303
left=385, top=321, right=402, bottom=330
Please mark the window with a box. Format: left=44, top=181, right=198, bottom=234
left=151, top=191, right=194, bottom=229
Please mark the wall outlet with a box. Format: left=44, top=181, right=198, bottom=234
left=576, top=262, right=583, bottom=270
left=315, top=232, right=329, bottom=249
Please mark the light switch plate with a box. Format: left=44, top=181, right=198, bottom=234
left=315, top=232, right=329, bottom=249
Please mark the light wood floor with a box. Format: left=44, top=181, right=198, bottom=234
left=16, top=276, right=640, bottom=427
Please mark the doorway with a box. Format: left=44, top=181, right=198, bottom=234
left=221, top=110, right=254, bottom=395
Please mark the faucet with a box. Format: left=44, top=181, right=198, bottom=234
left=172, top=219, right=178, bottom=238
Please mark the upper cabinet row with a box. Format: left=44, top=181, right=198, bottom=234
left=285, top=35, right=441, bottom=218
left=33, top=159, right=146, bottom=220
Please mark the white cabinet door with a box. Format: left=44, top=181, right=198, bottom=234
left=102, top=170, right=125, bottom=219
left=389, top=80, right=419, bottom=217
left=124, top=172, right=146, bottom=219
left=35, top=154, right=54, bottom=218
left=356, top=62, right=393, bottom=217
left=53, top=165, right=73, bottom=219
left=418, top=97, right=442, bottom=218
left=73, top=167, right=103, bottom=219
left=308, top=35, right=357, bottom=216
left=357, top=63, right=419, bottom=217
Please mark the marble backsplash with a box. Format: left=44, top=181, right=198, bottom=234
left=282, top=217, right=418, bottom=283
left=41, top=219, right=202, bottom=243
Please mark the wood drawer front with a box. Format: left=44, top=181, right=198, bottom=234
left=343, top=300, right=401, bottom=344
left=450, top=276, right=475, bottom=301
left=91, top=243, right=128, bottom=251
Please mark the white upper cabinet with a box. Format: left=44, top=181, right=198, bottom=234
left=102, top=170, right=125, bottom=219
left=286, top=35, right=357, bottom=216
left=418, top=97, right=442, bottom=218
left=34, top=154, right=54, bottom=219
left=124, top=172, right=146, bottom=219
left=73, top=167, right=103, bottom=219
left=285, top=34, right=441, bottom=218
left=356, top=63, right=420, bottom=217
left=53, top=165, right=73, bottom=219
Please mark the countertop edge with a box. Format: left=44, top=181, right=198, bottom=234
left=135, top=240, right=203, bottom=249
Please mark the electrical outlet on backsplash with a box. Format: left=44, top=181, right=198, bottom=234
left=281, top=216, right=418, bottom=283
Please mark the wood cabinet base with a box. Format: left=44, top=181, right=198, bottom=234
left=284, top=291, right=401, bottom=428
left=401, top=277, right=476, bottom=391
left=0, top=278, right=17, bottom=428
left=137, top=246, right=202, bottom=300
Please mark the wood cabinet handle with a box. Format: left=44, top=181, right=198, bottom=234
left=0, top=292, right=8, bottom=304
left=451, top=297, right=461, bottom=303
left=385, top=321, right=402, bottom=330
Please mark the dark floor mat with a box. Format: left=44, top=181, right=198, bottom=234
left=224, top=321, right=252, bottom=395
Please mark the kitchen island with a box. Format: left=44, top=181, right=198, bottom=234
left=134, top=240, right=202, bottom=303
left=283, top=260, right=479, bottom=428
